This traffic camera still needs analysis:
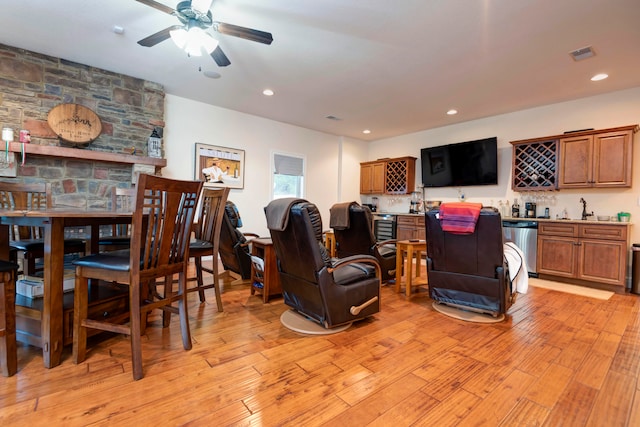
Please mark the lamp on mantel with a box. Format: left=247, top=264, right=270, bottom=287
left=170, top=19, right=219, bottom=57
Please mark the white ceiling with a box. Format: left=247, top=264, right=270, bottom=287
left=1, top=0, right=639, bottom=141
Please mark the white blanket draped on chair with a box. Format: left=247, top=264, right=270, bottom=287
left=503, top=241, right=529, bottom=294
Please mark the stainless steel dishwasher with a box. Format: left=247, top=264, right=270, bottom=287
left=502, top=219, right=538, bottom=277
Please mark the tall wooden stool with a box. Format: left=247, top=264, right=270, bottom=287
left=0, top=260, right=19, bottom=377
left=395, top=240, right=428, bottom=297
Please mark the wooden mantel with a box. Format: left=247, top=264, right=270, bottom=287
left=1, top=141, right=166, bottom=167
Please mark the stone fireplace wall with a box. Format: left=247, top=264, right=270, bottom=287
left=0, top=43, right=165, bottom=208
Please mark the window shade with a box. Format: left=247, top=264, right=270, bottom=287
left=274, top=154, right=303, bottom=176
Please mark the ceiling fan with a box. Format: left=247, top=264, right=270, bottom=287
left=135, top=0, right=273, bottom=67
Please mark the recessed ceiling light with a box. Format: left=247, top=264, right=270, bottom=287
left=591, top=73, right=608, bottom=81
left=112, top=25, right=125, bottom=35
left=262, top=89, right=274, bottom=96
left=362, top=129, right=371, bottom=134
left=447, top=109, right=458, bottom=115
left=203, top=70, right=221, bottom=79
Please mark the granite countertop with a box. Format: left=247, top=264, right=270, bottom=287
left=378, top=211, right=632, bottom=225
left=503, top=217, right=632, bottom=225
left=377, top=211, right=424, bottom=216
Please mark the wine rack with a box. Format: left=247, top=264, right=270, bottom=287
left=385, top=157, right=416, bottom=194
left=512, top=140, right=558, bottom=191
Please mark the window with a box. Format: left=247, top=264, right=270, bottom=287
left=272, top=153, right=305, bottom=199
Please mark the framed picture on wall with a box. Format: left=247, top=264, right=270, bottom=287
left=195, top=143, right=245, bottom=189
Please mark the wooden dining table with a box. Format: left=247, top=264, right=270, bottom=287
left=0, top=208, right=133, bottom=368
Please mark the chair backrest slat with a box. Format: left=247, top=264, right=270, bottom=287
left=131, top=174, right=202, bottom=278
left=194, top=187, right=230, bottom=247
left=0, top=182, right=52, bottom=240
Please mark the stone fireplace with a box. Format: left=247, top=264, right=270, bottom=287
left=0, top=43, right=166, bottom=208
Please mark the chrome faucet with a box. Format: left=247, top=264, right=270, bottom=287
left=580, top=197, right=593, bottom=220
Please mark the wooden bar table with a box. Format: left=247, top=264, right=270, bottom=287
left=395, top=239, right=428, bottom=297
left=0, top=208, right=132, bottom=368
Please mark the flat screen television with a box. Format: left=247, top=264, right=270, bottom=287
left=421, top=137, right=498, bottom=187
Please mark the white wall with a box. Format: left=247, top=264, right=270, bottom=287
left=162, top=87, right=640, bottom=247
left=163, top=95, right=351, bottom=236
left=367, top=87, right=640, bottom=244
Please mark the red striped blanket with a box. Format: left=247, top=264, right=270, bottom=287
left=439, top=202, right=483, bottom=234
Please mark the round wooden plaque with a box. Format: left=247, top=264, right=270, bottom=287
left=47, top=103, right=102, bottom=144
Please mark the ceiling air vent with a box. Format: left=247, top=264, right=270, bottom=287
left=569, top=46, right=595, bottom=61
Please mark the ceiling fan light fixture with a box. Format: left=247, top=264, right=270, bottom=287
left=190, top=0, right=213, bottom=14
left=170, top=25, right=218, bottom=56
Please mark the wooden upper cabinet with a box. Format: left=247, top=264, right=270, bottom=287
left=360, top=157, right=416, bottom=195
left=593, top=130, right=633, bottom=186
left=360, top=161, right=386, bottom=194
left=558, top=127, right=635, bottom=188
left=558, top=134, right=593, bottom=187
left=512, top=125, right=637, bottom=191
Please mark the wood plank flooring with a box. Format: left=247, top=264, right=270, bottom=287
left=1, top=263, right=639, bottom=426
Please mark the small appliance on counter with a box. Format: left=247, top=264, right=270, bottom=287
left=363, top=197, right=378, bottom=212
left=409, top=192, right=421, bottom=214
left=524, top=202, right=537, bottom=218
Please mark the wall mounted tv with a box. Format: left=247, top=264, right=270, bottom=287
left=420, top=137, right=498, bottom=187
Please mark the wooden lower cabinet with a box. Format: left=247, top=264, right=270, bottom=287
left=396, top=215, right=425, bottom=241
left=537, top=222, right=628, bottom=287
left=537, top=235, right=578, bottom=278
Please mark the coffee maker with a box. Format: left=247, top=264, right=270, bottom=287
left=409, top=192, right=420, bottom=214
left=525, top=202, right=537, bottom=218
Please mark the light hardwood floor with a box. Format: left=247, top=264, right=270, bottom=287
left=1, top=262, right=639, bottom=426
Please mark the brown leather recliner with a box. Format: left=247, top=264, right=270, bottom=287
left=330, top=202, right=397, bottom=282
left=218, top=201, right=258, bottom=280
left=265, top=198, right=381, bottom=328
left=425, top=207, right=513, bottom=317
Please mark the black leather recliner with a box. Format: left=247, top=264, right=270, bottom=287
left=425, top=207, right=513, bottom=317
left=218, top=201, right=258, bottom=280
left=265, top=198, right=381, bottom=328
left=330, top=202, right=397, bottom=282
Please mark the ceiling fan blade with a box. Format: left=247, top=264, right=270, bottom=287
left=135, top=0, right=176, bottom=15
left=210, top=46, right=231, bottom=67
left=137, top=25, right=182, bottom=47
left=213, top=22, right=273, bottom=45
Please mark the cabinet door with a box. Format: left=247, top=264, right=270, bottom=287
left=537, top=235, right=577, bottom=277
left=396, top=217, right=416, bottom=241
left=577, top=239, right=626, bottom=286
left=360, top=162, right=385, bottom=194
left=416, top=222, right=426, bottom=240
left=593, top=130, right=633, bottom=187
left=396, top=216, right=425, bottom=241
left=558, top=135, right=593, bottom=188
left=371, top=162, right=386, bottom=193
left=385, top=157, right=415, bottom=195
left=360, top=164, right=373, bottom=194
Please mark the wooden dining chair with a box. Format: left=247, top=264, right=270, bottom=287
left=98, top=186, right=137, bottom=251
left=188, top=187, right=229, bottom=310
left=72, top=174, right=203, bottom=380
left=0, top=182, right=86, bottom=276
left=0, top=260, right=19, bottom=377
